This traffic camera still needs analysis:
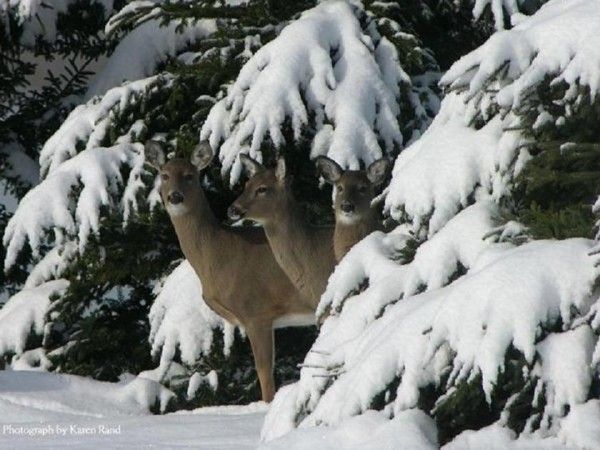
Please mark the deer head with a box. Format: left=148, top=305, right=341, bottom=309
left=145, top=140, right=214, bottom=217
left=315, top=156, right=390, bottom=224
left=227, top=155, right=289, bottom=224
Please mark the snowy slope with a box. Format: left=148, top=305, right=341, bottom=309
left=0, top=370, right=265, bottom=449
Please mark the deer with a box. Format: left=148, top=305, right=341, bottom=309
left=227, top=155, right=389, bottom=309
left=145, top=140, right=314, bottom=402
left=315, top=155, right=390, bottom=261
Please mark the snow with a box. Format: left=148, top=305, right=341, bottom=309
left=0, top=280, right=68, bottom=357
left=0, top=369, right=593, bottom=449
left=534, top=326, right=596, bottom=425
left=384, top=92, right=523, bottom=235
left=39, top=76, right=162, bottom=176
left=318, top=201, right=497, bottom=319
left=3, top=144, right=143, bottom=270
left=262, top=409, right=438, bottom=450
left=263, top=236, right=598, bottom=441
left=3, top=0, right=599, bottom=448
left=23, top=242, right=77, bottom=289
left=201, top=0, right=416, bottom=184
left=559, top=400, right=600, bottom=449
left=187, top=370, right=218, bottom=399
left=259, top=3, right=600, bottom=442
left=472, top=0, right=521, bottom=30
left=443, top=423, right=566, bottom=449
left=149, top=260, right=236, bottom=375
left=0, top=370, right=265, bottom=449
left=442, top=0, right=600, bottom=109
left=87, top=18, right=217, bottom=97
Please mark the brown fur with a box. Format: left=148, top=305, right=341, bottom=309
left=316, top=156, right=389, bottom=261
left=147, top=143, right=311, bottom=402
left=229, top=158, right=336, bottom=307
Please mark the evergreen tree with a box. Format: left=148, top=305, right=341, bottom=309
left=260, top=0, right=600, bottom=446
left=1, top=0, right=452, bottom=405
left=0, top=0, right=552, bottom=421
left=0, top=0, right=120, bottom=302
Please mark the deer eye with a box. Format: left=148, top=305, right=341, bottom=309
left=255, top=186, right=268, bottom=196
left=336, top=185, right=344, bottom=193
left=161, top=173, right=169, bottom=181
left=184, top=174, right=194, bottom=182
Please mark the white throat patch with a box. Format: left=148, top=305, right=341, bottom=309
left=166, top=203, right=189, bottom=217
left=336, top=211, right=359, bottom=224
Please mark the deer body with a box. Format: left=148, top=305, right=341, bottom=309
left=145, top=142, right=311, bottom=402
left=257, top=199, right=335, bottom=306
left=229, top=154, right=389, bottom=308
left=229, top=157, right=336, bottom=308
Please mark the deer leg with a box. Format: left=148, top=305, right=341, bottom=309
left=246, top=322, right=275, bottom=402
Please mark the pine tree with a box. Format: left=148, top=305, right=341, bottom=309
left=261, top=0, right=600, bottom=446
left=1, top=0, right=436, bottom=405
left=0, top=0, right=119, bottom=302
left=1, top=0, right=551, bottom=419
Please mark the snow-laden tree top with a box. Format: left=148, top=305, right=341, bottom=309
left=442, top=0, right=600, bottom=110
left=261, top=0, right=600, bottom=446
left=201, top=0, right=434, bottom=184
left=87, top=17, right=218, bottom=98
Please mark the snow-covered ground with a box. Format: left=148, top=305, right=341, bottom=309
left=2, top=369, right=590, bottom=449
left=0, top=370, right=266, bottom=449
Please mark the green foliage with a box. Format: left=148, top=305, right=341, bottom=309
left=433, top=348, right=542, bottom=445
left=1, top=0, right=120, bottom=179
left=46, top=211, right=181, bottom=380
left=167, top=326, right=318, bottom=408
left=511, top=82, right=600, bottom=240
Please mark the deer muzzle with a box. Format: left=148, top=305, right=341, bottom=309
left=168, top=191, right=184, bottom=205
left=340, top=201, right=355, bottom=213
left=227, top=204, right=246, bottom=221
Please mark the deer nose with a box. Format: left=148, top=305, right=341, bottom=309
left=168, top=191, right=184, bottom=205
left=227, top=205, right=245, bottom=220
left=340, top=201, right=355, bottom=213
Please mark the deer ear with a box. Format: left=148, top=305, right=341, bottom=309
left=275, top=157, right=286, bottom=182
left=366, top=158, right=390, bottom=186
left=315, top=156, right=342, bottom=184
left=239, top=154, right=264, bottom=177
left=145, top=140, right=166, bottom=169
left=191, top=141, right=214, bottom=171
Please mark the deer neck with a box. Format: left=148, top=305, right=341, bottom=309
left=334, top=207, right=380, bottom=261
left=168, top=190, right=222, bottom=288
left=262, top=197, right=333, bottom=303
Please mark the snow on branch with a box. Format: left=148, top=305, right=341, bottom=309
left=263, top=237, right=598, bottom=441
left=149, top=260, right=236, bottom=373
left=442, top=0, right=600, bottom=110
left=40, top=76, right=165, bottom=177
left=3, top=143, right=143, bottom=271
left=87, top=17, right=217, bottom=97
left=384, top=92, right=525, bottom=235
left=201, top=1, right=408, bottom=184
left=472, top=0, right=521, bottom=30
left=0, top=280, right=69, bottom=356
left=318, top=202, right=497, bottom=321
